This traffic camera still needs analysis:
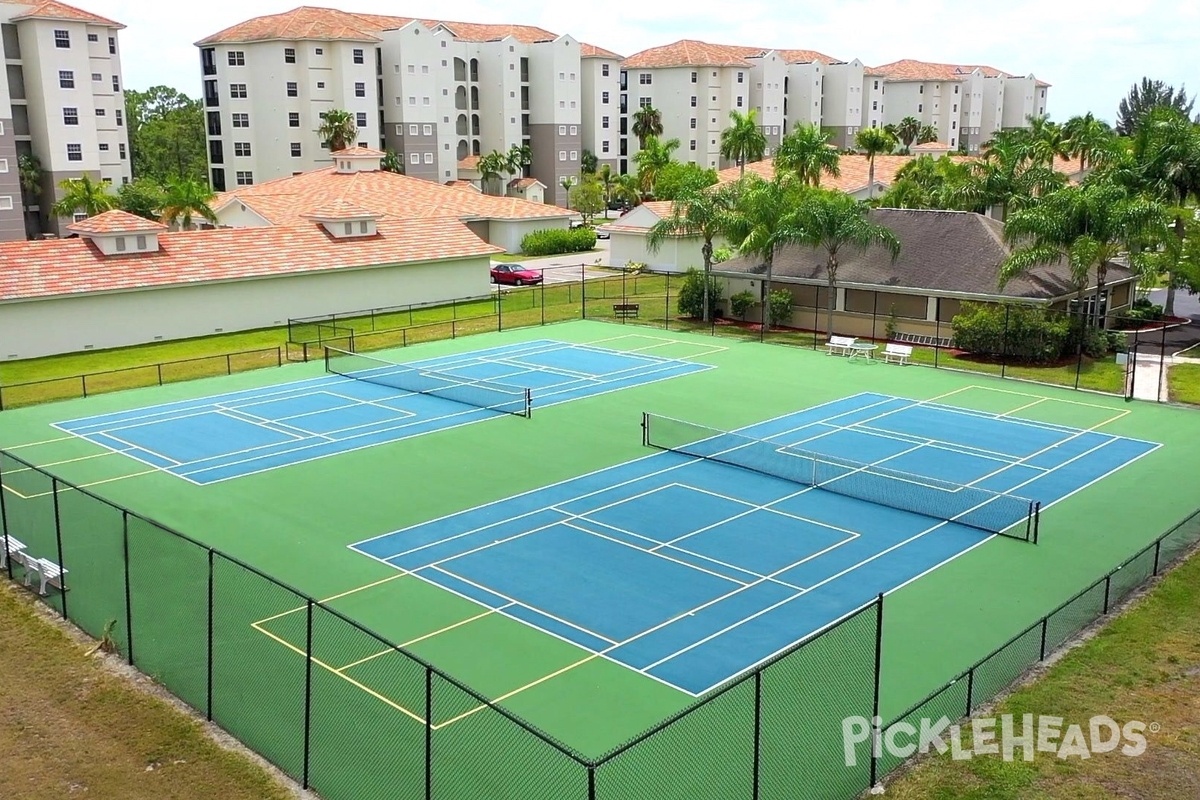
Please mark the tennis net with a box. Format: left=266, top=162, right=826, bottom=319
left=643, top=413, right=1039, bottom=541
left=326, top=347, right=532, bottom=418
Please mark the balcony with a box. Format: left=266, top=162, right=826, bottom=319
left=201, top=48, right=216, bottom=77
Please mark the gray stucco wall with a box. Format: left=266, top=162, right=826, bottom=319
left=529, top=123, right=581, bottom=207
left=0, top=119, right=24, bottom=241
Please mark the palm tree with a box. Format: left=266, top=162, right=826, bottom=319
left=774, top=124, right=840, bottom=187
left=894, top=117, right=921, bottom=154
left=18, top=153, right=42, bottom=213
left=506, top=143, right=533, bottom=178
left=1025, top=115, right=1068, bottom=168
left=1062, top=112, right=1114, bottom=172
left=1001, top=177, right=1165, bottom=327
left=611, top=173, right=642, bottom=209
left=632, top=135, right=680, bottom=198
left=791, top=189, right=901, bottom=336
left=723, top=175, right=809, bottom=332
left=477, top=150, right=509, bottom=195
left=596, top=164, right=616, bottom=210
left=720, top=109, right=768, bottom=177
left=854, top=127, right=897, bottom=199
left=879, top=155, right=974, bottom=210
left=316, top=109, right=358, bottom=153
left=50, top=174, right=116, bottom=220
left=560, top=175, right=577, bottom=206
left=917, top=125, right=939, bottom=145
left=631, top=105, right=664, bottom=150
left=381, top=149, right=405, bottom=174
left=956, top=134, right=1065, bottom=218
left=646, top=181, right=742, bottom=321
left=1117, top=77, right=1196, bottom=136
left=161, top=177, right=217, bottom=230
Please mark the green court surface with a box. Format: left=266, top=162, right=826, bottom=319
left=2, top=319, right=1198, bottom=800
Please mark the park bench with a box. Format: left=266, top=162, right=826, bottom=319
left=826, top=335, right=857, bottom=356
left=613, top=303, right=640, bottom=319
left=883, top=343, right=913, bottom=365
left=0, top=535, right=26, bottom=569
left=24, top=557, right=67, bottom=596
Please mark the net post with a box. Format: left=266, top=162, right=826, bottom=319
left=870, top=592, right=884, bottom=788
left=206, top=548, right=215, bottom=722
left=752, top=670, right=762, bottom=800
left=524, top=388, right=532, bottom=419
left=425, top=666, right=434, bottom=800
left=1039, top=616, right=1048, bottom=661
left=51, top=477, right=67, bottom=619
left=641, top=412, right=649, bottom=447
left=122, top=510, right=134, bottom=666
left=302, top=599, right=314, bottom=790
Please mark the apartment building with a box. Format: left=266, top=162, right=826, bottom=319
left=578, top=43, right=622, bottom=174
left=0, top=0, right=130, bottom=240
left=197, top=7, right=612, bottom=206
left=620, top=40, right=1050, bottom=168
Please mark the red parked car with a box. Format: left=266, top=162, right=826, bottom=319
left=490, top=263, right=544, bottom=286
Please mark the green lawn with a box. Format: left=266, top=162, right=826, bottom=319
left=881, top=541, right=1200, bottom=800
left=1168, top=362, right=1200, bottom=405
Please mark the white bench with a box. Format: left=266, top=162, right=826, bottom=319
left=24, top=557, right=67, bottom=596
left=883, top=343, right=913, bottom=365
left=826, top=336, right=857, bottom=356
left=0, top=535, right=26, bottom=569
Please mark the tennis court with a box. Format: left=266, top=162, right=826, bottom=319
left=350, top=391, right=1158, bottom=696
left=49, top=337, right=714, bottom=484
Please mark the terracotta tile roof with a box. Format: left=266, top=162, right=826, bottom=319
left=444, top=180, right=480, bottom=192
left=623, top=40, right=756, bottom=69
left=872, top=59, right=968, bottom=82
left=0, top=217, right=501, bottom=302
left=639, top=201, right=675, bottom=217
left=508, top=177, right=542, bottom=189
left=774, top=48, right=840, bottom=64
left=457, top=155, right=480, bottom=170
left=581, top=42, right=622, bottom=60
left=4, top=0, right=122, bottom=28
left=715, top=154, right=974, bottom=194
left=335, top=145, right=385, bottom=157
left=912, top=142, right=953, bottom=151
left=213, top=166, right=572, bottom=226
left=198, top=7, right=558, bottom=46
left=303, top=199, right=378, bottom=219
left=66, top=210, right=167, bottom=235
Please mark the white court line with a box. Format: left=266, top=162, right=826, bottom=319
left=337, top=606, right=513, bottom=672
left=560, top=520, right=753, bottom=588
left=215, top=407, right=318, bottom=441
left=963, top=383, right=1137, bottom=413
left=999, top=398, right=1050, bottom=417
left=10, top=468, right=163, bottom=500
left=89, top=431, right=183, bottom=466
left=822, top=420, right=1048, bottom=468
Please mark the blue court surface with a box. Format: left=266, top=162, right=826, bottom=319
left=352, top=392, right=1159, bottom=695
left=53, top=338, right=712, bottom=484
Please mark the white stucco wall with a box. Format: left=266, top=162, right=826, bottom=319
left=1, top=256, right=491, bottom=360
left=610, top=230, right=725, bottom=273
left=491, top=216, right=570, bottom=253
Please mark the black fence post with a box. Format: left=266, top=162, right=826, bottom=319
left=1102, top=574, right=1112, bottom=614
left=498, top=287, right=504, bottom=332
left=225, top=353, right=233, bottom=375
left=1039, top=616, right=1048, bottom=661
left=1158, top=322, right=1168, bottom=403
left=51, top=477, right=67, bottom=619
left=1033, top=502, right=1041, bottom=544
left=156, top=364, right=164, bottom=386
left=275, top=347, right=282, bottom=367
left=581, top=263, right=588, bottom=319
left=752, top=671, right=762, bottom=800
left=425, top=667, right=433, bottom=800
left=206, top=549, right=215, bottom=722
left=965, top=668, right=974, bottom=715
left=1153, top=539, right=1162, bottom=576
left=1074, top=309, right=1086, bottom=390
left=665, top=272, right=672, bottom=331
left=81, top=375, right=88, bottom=398
left=587, top=766, right=597, bottom=800
left=0, top=455, right=10, bottom=581
left=302, top=599, right=314, bottom=790
left=621, top=268, right=627, bottom=325
left=540, top=277, right=546, bottom=326
left=122, top=510, right=134, bottom=666
left=1000, top=305, right=1010, bottom=379
left=870, top=593, right=884, bottom=787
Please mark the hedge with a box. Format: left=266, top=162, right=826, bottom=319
left=520, top=227, right=597, bottom=256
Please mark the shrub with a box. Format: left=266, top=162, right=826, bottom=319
left=730, top=290, right=756, bottom=320
left=767, top=289, right=794, bottom=327
left=712, top=246, right=734, bottom=264
left=676, top=268, right=724, bottom=319
left=951, top=302, right=1072, bottom=364
left=520, top=227, right=597, bottom=256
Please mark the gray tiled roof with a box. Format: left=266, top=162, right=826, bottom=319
left=717, top=209, right=1135, bottom=300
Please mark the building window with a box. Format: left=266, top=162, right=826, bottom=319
left=601, top=91, right=609, bottom=104
left=290, top=142, right=302, bottom=157
left=92, top=72, right=101, bottom=82
left=355, top=82, right=365, bottom=97
left=317, top=81, right=325, bottom=89
left=569, top=125, right=577, bottom=135
left=73, top=212, right=87, bottom=223
left=59, top=70, right=74, bottom=88
left=87, top=33, right=98, bottom=42
left=284, top=47, right=296, bottom=63
left=108, top=37, right=115, bottom=55
left=690, top=96, right=697, bottom=107
left=119, top=143, right=126, bottom=159
left=408, top=124, right=418, bottom=135
left=919, top=85, right=924, bottom=94
left=230, top=83, right=247, bottom=98
left=112, top=76, right=120, bottom=91
left=236, top=170, right=253, bottom=185
left=639, top=97, right=652, bottom=108
left=602, top=64, right=609, bottom=76
left=872, top=101, right=877, bottom=110
left=422, top=96, right=430, bottom=106
left=952, top=120, right=957, bottom=130
left=569, top=150, right=577, bottom=160
left=135, top=235, right=147, bottom=250
left=98, top=143, right=109, bottom=151
left=234, top=142, right=251, bottom=157
left=66, top=143, right=82, bottom=161
left=602, top=116, right=609, bottom=129
left=690, top=140, right=696, bottom=151
left=737, top=72, right=744, bottom=83
left=602, top=141, right=609, bottom=153
left=558, top=150, right=566, bottom=161
left=736, top=96, right=743, bottom=107
left=422, top=123, right=432, bottom=135
left=63, top=107, right=79, bottom=125
left=96, top=108, right=105, bottom=116
left=410, top=153, right=420, bottom=164
left=315, top=47, right=323, bottom=55
left=423, top=153, right=433, bottom=164
left=286, top=82, right=298, bottom=97
left=690, top=118, right=697, bottom=129
left=288, top=112, right=300, bottom=127
left=353, top=48, right=364, bottom=64
left=955, top=85, right=961, bottom=94
left=232, top=112, right=249, bottom=127
left=356, top=112, right=367, bottom=127
left=116, top=237, right=126, bottom=252
left=690, top=71, right=697, bottom=83
left=639, top=73, right=651, bottom=85
left=408, top=96, right=416, bottom=105
left=953, top=104, right=958, bottom=112
left=54, top=29, right=70, bottom=48
left=558, top=125, right=566, bottom=135
left=918, top=104, right=923, bottom=112
left=115, top=109, right=123, bottom=125
left=227, top=50, right=245, bottom=66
